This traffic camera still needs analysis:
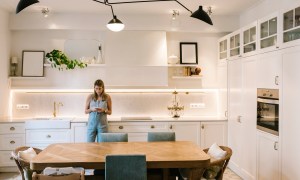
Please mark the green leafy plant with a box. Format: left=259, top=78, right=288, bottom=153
left=46, top=49, right=87, bottom=70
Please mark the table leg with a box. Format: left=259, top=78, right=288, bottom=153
left=163, top=168, right=169, bottom=180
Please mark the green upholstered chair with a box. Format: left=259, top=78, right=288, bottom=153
left=147, top=132, right=175, bottom=142
left=105, top=154, right=147, bottom=180
left=11, top=146, right=43, bottom=180
left=98, top=133, right=128, bottom=142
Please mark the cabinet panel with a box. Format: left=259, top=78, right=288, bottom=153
left=109, top=122, right=169, bottom=133
left=26, top=129, right=71, bottom=145
left=257, top=50, right=281, bottom=89
left=200, top=122, right=227, bottom=148
left=71, top=123, right=87, bottom=143
left=169, top=122, right=200, bottom=146
left=0, top=134, right=25, bottom=150
left=128, top=133, right=147, bottom=142
left=257, top=130, right=279, bottom=180
left=0, top=123, right=25, bottom=134
left=0, top=151, right=16, bottom=167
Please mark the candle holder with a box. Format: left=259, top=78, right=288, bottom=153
left=167, top=91, right=184, bottom=118
left=10, top=57, right=18, bottom=76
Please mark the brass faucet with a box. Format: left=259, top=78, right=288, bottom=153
left=53, top=101, right=63, bottom=117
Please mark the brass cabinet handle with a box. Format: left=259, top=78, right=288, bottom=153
left=201, top=125, right=204, bottom=129
left=151, top=125, right=155, bottom=129
left=169, top=125, right=173, bottom=129
left=10, top=127, right=15, bottom=131
left=10, top=141, right=15, bottom=144
left=46, top=135, right=51, bottom=138
left=10, top=157, right=14, bottom=160
left=119, top=126, right=124, bottom=129
left=275, top=76, right=279, bottom=85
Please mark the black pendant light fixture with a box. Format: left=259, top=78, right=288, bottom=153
left=191, top=6, right=213, bottom=25
left=16, top=0, right=39, bottom=14
left=16, top=0, right=213, bottom=31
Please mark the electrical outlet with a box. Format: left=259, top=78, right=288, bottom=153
left=190, top=103, right=205, bottom=109
left=16, top=104, right=30, bottom=110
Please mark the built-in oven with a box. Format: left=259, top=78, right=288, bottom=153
left=257, top=88, right=279, bottom=136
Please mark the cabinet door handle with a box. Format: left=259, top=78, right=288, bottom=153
left=118, top=126, right=123, bottom=129
left=10, top=157, right=14, bottom=160
left=10, top=140, right=15, bottom=144
left=275, top=76, right=279, bottom=85
left=225, top=111, right=228, bottom=117
left=151, top=125, right=155, bottom=129
left=274, top=141, right=278, bottom=150
left=169, top=125, right=173, bottom=129
left=10, top=127, right=15, bottom=131
left=46, top=135, right=51, bottom=138
left=237, top=116, right=242, bottom=123
left=201, top=125, right=204, bottom=129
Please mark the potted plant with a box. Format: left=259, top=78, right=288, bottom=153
left=46, top=49, right=87, bottom=70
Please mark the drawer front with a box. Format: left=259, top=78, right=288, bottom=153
left=109, top=122, right=169, bottom=133
left=0, top=151, right=16, bottom=167
left=26, top=129, right=71, bottom=144
left=0, top=123, right=25, bottom=134
left=0, top=134, right=25, bottom=150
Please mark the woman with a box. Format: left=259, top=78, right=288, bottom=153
left=85, top=79, right=112, bottom=142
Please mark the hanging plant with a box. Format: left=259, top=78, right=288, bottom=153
left=46, top=49, right=87, bottom=70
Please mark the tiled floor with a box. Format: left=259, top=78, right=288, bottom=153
left=0, top=168, right=242, bottom=180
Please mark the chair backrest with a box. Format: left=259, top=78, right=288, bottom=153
left=203, top=146, right=232, bottom=180
left=99, top=133, right=128, bottom=142
left=147, top=132, right=175, bottom=142
left=32, top=171, right=85, bottom=180
left=105, top=154, right=147, bottom=180
left=11, top=146, right=43, bottom=180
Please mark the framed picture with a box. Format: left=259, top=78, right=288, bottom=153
left=22, top=51, right=45, bottom=77
left=180, top=42, right=198, bottom=64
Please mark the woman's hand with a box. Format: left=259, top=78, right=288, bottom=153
left=95, top=108, right=105, bottom=113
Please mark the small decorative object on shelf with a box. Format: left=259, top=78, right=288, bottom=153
left=46, top=49, right=88, bottom=70
left=10, top=57, right=18, bottom=76
left=167, top=91, right=184, bottom=118
left=168, top=55, right=179, bottom=64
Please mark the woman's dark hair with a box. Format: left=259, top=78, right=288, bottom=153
left=93, top=79, right=107, bottom=101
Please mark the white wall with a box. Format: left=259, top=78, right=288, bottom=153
left=0, top=8, right=10, bottom=117
left=9, top=12, right=239, bottom=33
left=240, top=0, right=300, bottom=27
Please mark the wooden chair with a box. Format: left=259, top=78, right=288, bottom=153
left=11, top=146, right=43, bottom=180
left=105, top=154, right=147, bottom=180
left=147, top=132, right=175, bottom=142
left=32, top=170, right=85, bottom=180
left=179, top=146, right=232, bottom=180
left=99, top=133, right=128, bottom=142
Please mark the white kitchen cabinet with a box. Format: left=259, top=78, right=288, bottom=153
left=242, top=21, right=258, bottom=56
left=218, top=35, right=229, bottom=62
left=0, top=123, right=25, bottom=170
left=200, top=121, right=227, bottom=148
left=168, top=122, right=200, bottom=146
left=108, top=122, right=169, bottom=142
left=281, top=4, right=300, bottom=48
left=227, top=56, right=257, bottom=179
left=229, top=30, right=242, bottom=60
left=256, top=50, right=281, bottom=89
left=257, top=130, right=279, bottom=180
left=71, top=122, right=87, bottom=143
left=281, top=46, right=300, bottom=179
left=258, top=12, right=280, bottom=52
left=217, top=61, right=228, bottom=117
left=26, top=129, right=71, bottom=149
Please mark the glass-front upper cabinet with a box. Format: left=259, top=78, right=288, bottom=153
left=229, top=30, right=241, bottom=59
left=283, top=5, right=300, bottom=44
left=242, top=21, right=257, bottom=56
left=218, top=36, right=228, bottom=61
left=258, top=12, right=279, bottom=51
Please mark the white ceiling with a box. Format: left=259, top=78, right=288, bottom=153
left=0, top=0, right=262, bottom=16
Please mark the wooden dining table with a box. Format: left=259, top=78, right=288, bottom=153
left=30, top=141, right=210, bottom=180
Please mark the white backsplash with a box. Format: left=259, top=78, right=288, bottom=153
left=11, top=91, right=219, bottom=118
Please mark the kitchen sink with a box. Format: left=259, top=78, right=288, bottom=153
left=121, top=116, right=152, bottom=121
left=25, top=117, right=73, bottom=129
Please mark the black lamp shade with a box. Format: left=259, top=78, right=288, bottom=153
left=16, top=0, right=39, bottom=14
left=191, top=6, right=213, bottom=25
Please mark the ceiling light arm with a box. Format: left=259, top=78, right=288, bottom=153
left=174, top=0, right=192, bottom=14
left=93, top=0, right=116, bottom=18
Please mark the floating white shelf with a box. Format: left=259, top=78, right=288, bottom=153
left=168, top=64, right=199, bottom=67
left=44, top=64, right=105, bottom=67
left=9, top=76, right=45, bottom=80
left=172, top=75, right=202, bottom=79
